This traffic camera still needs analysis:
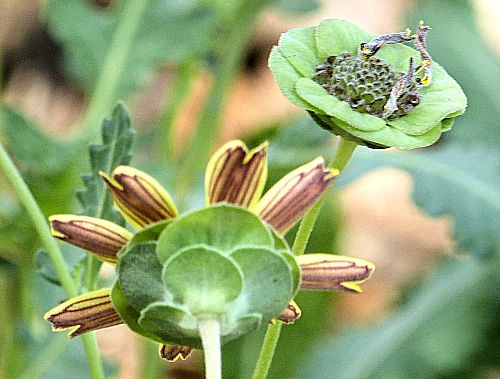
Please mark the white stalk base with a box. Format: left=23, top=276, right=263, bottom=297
left=199, top=317, right=222, bottom=379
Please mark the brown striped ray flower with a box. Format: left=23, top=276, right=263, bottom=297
left=45, top=139, right=374, bottom=359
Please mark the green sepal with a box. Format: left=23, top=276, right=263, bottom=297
left=139, top=302, right=202, bottom=348
left=110, top=280, right=163, bottom=343
left=162, top=245, right=243, bottom=314
left=315, top=18, right=371, bottom=59
left=156, top=204, right=274, bottom=263
left=229, top=247, right=295, bottom=322
left=138, top=303, right=262, bottom=349
left=118, top=241, right=167, bottom=312
left=124, top=219, right=172, bottom=251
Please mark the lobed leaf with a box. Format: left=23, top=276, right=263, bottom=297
left=76, top=102, right=135, bottom=223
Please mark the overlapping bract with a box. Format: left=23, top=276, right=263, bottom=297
left=45, top=140, right=374, bottom=361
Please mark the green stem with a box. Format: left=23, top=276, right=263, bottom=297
left=292, top=138, right=357, bottom=256
left=79, top=0, right=151, bottom=141
left=251, top=138, right=358, bottom=379
left=160, top=58, right=200, bottom=160
left=250, top=322, right=283, bottom=379
left=141, top=339, right=164, bottom=379
left=0, top=144, right=105, bottom=379
left=199, top=317, right=222, bottom=379
left=176, top=0, right=266, bottom=196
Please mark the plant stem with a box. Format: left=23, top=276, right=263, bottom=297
left=160, top=58, right=200, bottom=160
left=251, top=138, right=358, bottom=379
left=79, top=0, right=151, bottom=141
left=199, top=317, right=222, bottom=379
left=0, top=144, right=105, bottom=379
left=176, top=0, right=266, bottom=196
left=292, top=138, right=357, bottom=257
left=140, top=338, right=164, bottom=379
left=250, top=322, right=283, bottom=379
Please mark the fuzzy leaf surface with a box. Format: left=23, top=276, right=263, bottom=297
left=156, top=204, right=274, bottom=263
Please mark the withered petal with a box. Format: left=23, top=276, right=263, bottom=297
left=159, top=344, right=193, bottom=362
left=297, top=254, right=375, bottom=292
left=49, top=215, right=132, bottom=263
left=275, top=300, right=302, bottom=324
left=101, top=166, right=178, bottom=229
left=205, top=140, right=268, bottom=208
left=256, top=158, right=337, bottom=234
left=44, top=288, right=123, bottom=337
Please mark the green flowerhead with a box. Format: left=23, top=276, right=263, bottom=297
left=269, top=19, right=467, bottom=149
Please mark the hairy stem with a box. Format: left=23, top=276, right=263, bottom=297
left=79, top=0, right=151, bottom=141
left=251, top=138, right=358, bottom=379
left=0, top=144, right=105, bottom=379
left=199, top=317, right=222, bottom=379
left=250, top=322, right=283, bottom=379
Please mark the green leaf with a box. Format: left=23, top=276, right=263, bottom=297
left=229, top=247, right=295, bottom=322
left=406, top=0, right=500, bottom=147
left=337, top=146, right=500, bottom=257
left=162, top=246, right=243, bottom=314
left=299, top=257, right=500, bottom=379
left=76, top=102, right=135, bottom=222
left=46, top=0, right=215, bottom=95
left=118, top=242, right=166, bottom=312
left=0, top=106, right=73, bottom=173
left=156, top=204, right=274, bottom=264
left=0, top=106, right=78, bottom=215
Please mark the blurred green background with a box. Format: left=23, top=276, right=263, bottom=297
left=0, top=0, right=498, bottom=378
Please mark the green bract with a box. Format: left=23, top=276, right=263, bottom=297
left=111, top=204, right=300, bottom=348
left=269, top=19, right=467, bottom=149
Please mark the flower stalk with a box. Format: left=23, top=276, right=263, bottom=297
left=251, top=138, right=357, bottom=379
left=199, top=317, right=222, bottom=379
